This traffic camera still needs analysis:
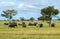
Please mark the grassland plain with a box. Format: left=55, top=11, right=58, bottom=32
left=0, top=20, right=60, bottom=39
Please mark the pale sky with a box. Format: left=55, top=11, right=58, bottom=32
left=0, top=0, right=60, bottom=20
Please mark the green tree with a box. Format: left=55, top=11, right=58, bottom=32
left=20, top=17, right=25, bottom=21
left=1, top=9, right=17, bottom=20
left=57, top=18, right=60, bottom=20
left=38, top=16, right=44, bottom=21
left=38, top=16, right=50, bottom=21
left=29, top=17, right=35, bottom=21
left=41, top=6, right=59, bottom=26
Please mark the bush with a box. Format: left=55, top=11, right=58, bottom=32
left=12, top=19, right=15, bottom=21
left=3, top=20, right=6, bottom=21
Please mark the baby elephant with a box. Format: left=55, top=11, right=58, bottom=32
left=22, top=22, right=26, bottom=28
left=4, top=23, right=8, bottom=25
left=39, top=23, right=43, bottom=27
left=34, top=22, right=37, bottom=26
left=51, top=23, right=55, bottom=27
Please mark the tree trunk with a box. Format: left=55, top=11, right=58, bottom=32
left=49, top=20, right=51, bottom=26
left=48, top=13, right=52, bottom=26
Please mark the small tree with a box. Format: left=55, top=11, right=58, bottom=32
left=20, top=17, right=25, bottom=21
left=1, top=9, right=17, bottom=20
left=29, top=17, right=35, bottom=22
left=41, top=6, right=59, bottom=26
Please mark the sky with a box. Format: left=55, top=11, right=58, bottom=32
left=0, top=0, right=60, bottom=20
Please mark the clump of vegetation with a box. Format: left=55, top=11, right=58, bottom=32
left=29, top=17, right=35, bottom=22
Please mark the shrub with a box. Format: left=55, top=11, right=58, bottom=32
left=12, top=19, right=15, bottom=21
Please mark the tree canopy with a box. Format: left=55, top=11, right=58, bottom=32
left=29, top=17, right=35, bottom=21
left=41, top=6, right=59, bottom=26
left=41, top=6, right=59, bottom=18
left=1, top=9, right=17, bottom=20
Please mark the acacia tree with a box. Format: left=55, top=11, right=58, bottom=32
left=41, top=6, right=59, bottom=26
left=1, top=9, right=17, bottom=20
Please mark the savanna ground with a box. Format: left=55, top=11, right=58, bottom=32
left=0, top=20, right=60, bottom=39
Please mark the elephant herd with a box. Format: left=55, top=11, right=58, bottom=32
left=4, top=21, right=55, bottom=28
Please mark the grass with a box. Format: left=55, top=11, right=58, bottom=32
left=0, top=34, right=60, bottom=39
left=0, top=20, right=60, bottom=39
